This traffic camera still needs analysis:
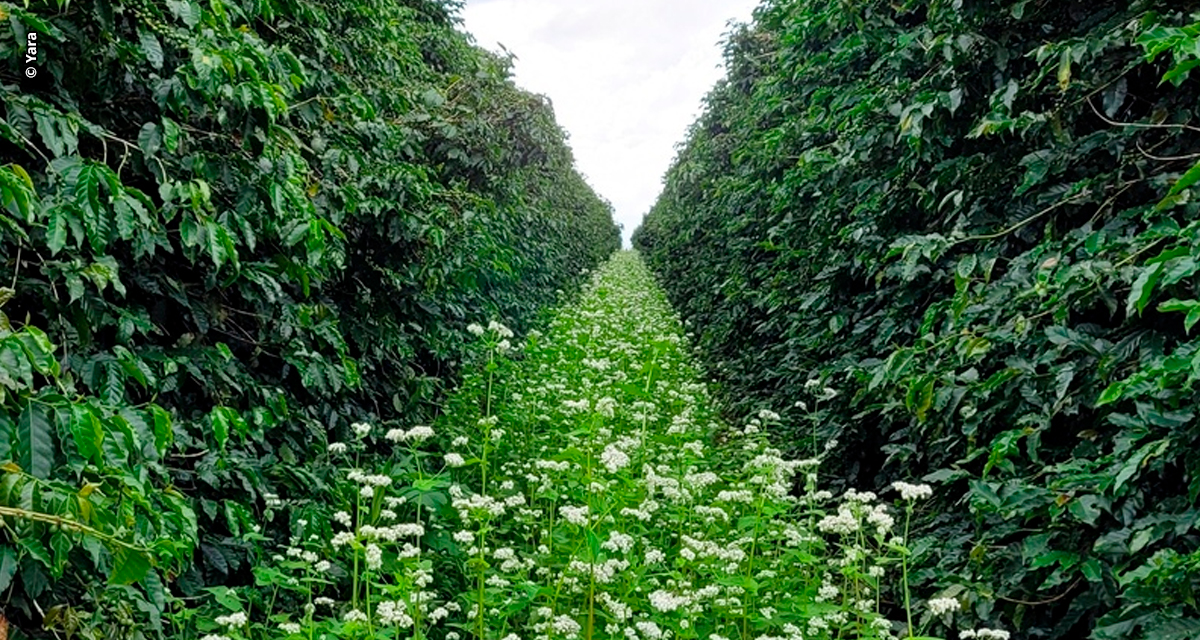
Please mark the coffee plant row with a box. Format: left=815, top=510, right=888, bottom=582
left=636, top=1, right=1200, bottom=639
left=0, top=0, right=618, bottom=636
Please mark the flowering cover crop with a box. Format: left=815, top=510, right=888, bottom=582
left=186, top=252, right=1006, bottom=640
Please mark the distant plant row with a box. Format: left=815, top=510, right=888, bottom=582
left=636, top=2, right=1200, bottom=638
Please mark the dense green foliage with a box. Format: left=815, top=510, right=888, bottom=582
left=636, top=2, right=1200, bottom=638
left=0, top=0, right=617, bottom=635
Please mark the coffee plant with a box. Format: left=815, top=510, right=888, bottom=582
left=0, top=0, right=617, bottom=637
left=637, top=1, right=1200, bottom=639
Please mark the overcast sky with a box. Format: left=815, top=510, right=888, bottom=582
left=459, top=0, right=759, bottom=246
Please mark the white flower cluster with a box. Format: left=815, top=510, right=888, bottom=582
left=552, top=614, right=582, bottom=639
left=376, top=600, right=414, bottom=627
left=488, top=320, right=514, bottom=338
left=214, top=612, right=248, bottom=628
left=559, top=504, right=590, bottom=526
left=386, top=424, right=435, bottom=443
left=960, top=630, right=1010, bottom=640
left=601, top=443, right=631, bottom=473
left=648, top=589, right=691, bottom=612
left=818, top=506, right=860, bottom=535
left=928, top=596, right=961, bottom=616
left=601, top=531, right=635, bottom=554
left=893, top=481, right=934, bottom=501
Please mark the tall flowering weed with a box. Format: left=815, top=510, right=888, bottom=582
left=184, top=253, right=1002, bottom=640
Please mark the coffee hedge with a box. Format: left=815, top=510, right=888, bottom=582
left=0, top=0, right=617, bottom=635
left=636, top=1, right=1200, bottom=638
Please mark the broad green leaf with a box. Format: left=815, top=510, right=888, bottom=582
left=1167, top=160, right=1200, bottom=197
left=69, top=405, right=104, bottom=462
left=210, top=407, right=231, bottom=451
left=139, top=30, right=164, bottom=69
left=1126, top=263, right=1164, bottom=317
left=1068, top=495, right=1103, bottom=525
left=17, top=402, right=53, bottom=479
left=149, top=405, right=172, bottom=457
left=1158, top=298, right=1200, bottom=333
left=138, top=122, right=162, bottom=157
left=162, top=118, right=182, bottom=153
left=0, top=546, right=16, bottom=593
left=109, top=545, right=153, bottom=585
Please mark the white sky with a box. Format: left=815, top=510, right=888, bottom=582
left=459, top=0, right=760, bottom=247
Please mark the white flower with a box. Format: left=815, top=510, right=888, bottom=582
left=467, top=323, right=485, bottom=336
left=648, top=590, right=689, bottom=612
left=201, top=636, right=230, bottom=640
left=214, top=613, right=247, bottom=630
left=343, top=609, right=369, bottom=623
left=488, top=321, right=514, bottom=338
left=314, top=597, right=335, bottom=606
left=601, top=444, right=630, bottom=473
left=452, top=435, right=469, bottom=447
left=351, top=422, right=372, bottom=437
left=333, top=511, right=352, bottom=526
left=559, top=505, right=589, bottom=526
left=377, top=600, right=414, bottom=627
left=818, top=507, right=859, bottom=535
left=279, top=622, right=302, bottom=634
left=365, top=544, right=383, bottom=570
left=214, top=612, right=248, bottom=628
left=360, top=485, right=374, bottom=498
left=893, top=481, right=934, bottom=501
left=928, top=596, right=960, bottom=616
left=445, top=453, right=466, bottom=467
left=962, top=629, right=1010, bottom=640
left=328, top=442, right=347, bottom=454
left=552, top=615, right=582, bottom=639
left=635, top=620, right=663, bottom=640
left=314, top=560, right=331, bottom=573
left=407, top=425, right=435, bottom=441
left=601, top=531, right=635, bottom=554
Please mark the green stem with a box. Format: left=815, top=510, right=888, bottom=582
left=742, top=492, right=767, bottom=640
left=902, top=505, right=914, bottom=639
